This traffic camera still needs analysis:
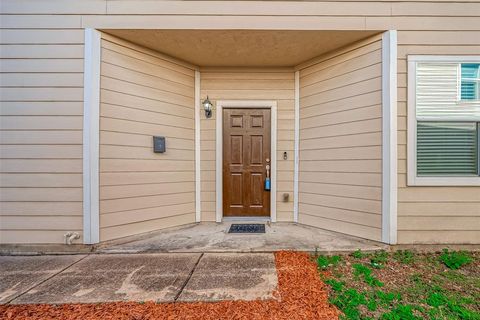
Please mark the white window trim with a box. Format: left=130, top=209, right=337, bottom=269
left=407, top=55, right=480, bottom=186
left=215, top=100, right=277, bottom=223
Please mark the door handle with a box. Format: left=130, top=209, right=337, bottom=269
left=266, top=158, right=270, bottom=178
left=265, top=164, right=271, bottom=191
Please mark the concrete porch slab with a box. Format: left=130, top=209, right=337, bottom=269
left=98, top=222, right=386, bottom=254
left=177, top=253, right=277, bottom=302
left=0, top=255, right=85, bottom=304
left=9, top=253, right=201, bottom=304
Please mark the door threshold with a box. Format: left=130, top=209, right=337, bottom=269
left=222, top=217, right=271, bottom=222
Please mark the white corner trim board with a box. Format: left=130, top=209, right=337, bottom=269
left=83, top=28, right=101, bottom=244
left=293, top=71, right=300, bottom=223
left=381, top=30, right=398, bottom=245
left=195, top=71, right=201, bottom=222
left=215, top=100, right=277, bottom=223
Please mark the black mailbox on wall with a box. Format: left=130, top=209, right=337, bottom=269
left=153, top=136, right=166, bottom=153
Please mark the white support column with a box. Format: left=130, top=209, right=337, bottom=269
left=381, top=30, right=398, bottom=245
left=83, top=28, right=101, bottom=244
left=195, top=71, right=201, bottom=222
left=293, top=71, right=300, bottom=223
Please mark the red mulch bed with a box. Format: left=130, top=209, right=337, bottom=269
left=0, top=251, right=339, bottom=320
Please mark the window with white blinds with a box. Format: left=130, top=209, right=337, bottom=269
left=408, top=56, right=480, bottom=186
left=417, top=122, right=478, bottom=176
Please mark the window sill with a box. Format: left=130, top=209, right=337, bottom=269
left=408, top=176, right=480, bottom=186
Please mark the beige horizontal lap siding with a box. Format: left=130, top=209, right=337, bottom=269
left=98, top=34, right=196, bottom=241
left=0, top=27, right=84, bottom=244
left=200, top=68, right=295, bottom=222
left=397, top=31, right=480, bottom=244
left=297, top=35, right=383, bottom=242
left=1, top=0, right=480, bottom=246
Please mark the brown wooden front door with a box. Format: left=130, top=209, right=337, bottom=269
left=223, top=108, right=271, bottom=217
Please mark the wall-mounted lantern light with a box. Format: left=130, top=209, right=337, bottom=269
left=202, top=96, right=213, bottom=118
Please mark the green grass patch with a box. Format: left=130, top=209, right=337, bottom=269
left=370, top=250, right=389, bottom=269
left=380, top=304, right=423, bottom=320
left=317, top=254, right=342, bottom=270
left=440, top=249, right=473, bottom=270
left=351, top=249, right=367, bottom=259
left=352, top=263, right=384, bottom=287
left=318, top=249, right=479, bottom=320
left=393, top=250, right=415, bottom=264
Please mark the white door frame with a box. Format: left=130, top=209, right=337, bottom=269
left=215, top=100, right=277, bottom=223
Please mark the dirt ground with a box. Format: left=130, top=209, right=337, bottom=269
left=0, top=251, right=339, bottom=320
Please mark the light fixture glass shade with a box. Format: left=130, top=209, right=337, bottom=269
left=202, top=96, right=213, bottom=118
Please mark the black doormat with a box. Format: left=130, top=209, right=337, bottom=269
left=228, top=223, right=266, bottom=234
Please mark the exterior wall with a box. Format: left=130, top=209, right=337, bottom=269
left=200, top=68, right=295, bottom=222
left=0, top=28, right=85, bottom=243
left=1, top=0, right=480, bottom=245
left=98, top=34, right=196, bottom=241
left=297, top=35, right=384, bottom=241
left=397, top=32, right=480, bottom=244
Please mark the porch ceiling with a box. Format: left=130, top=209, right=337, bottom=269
left=102, top=29, right=380, bottom=67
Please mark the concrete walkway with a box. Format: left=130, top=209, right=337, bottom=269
left=0, top=223, right=385, bottom=305
left=0, top=253, right=277, bottom=305
left=98, top=222, right=385, bottom=254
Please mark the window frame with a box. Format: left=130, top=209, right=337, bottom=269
left=459, top=63, right=480, bottom=102
left=407, top=55, right=480, bottom=186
